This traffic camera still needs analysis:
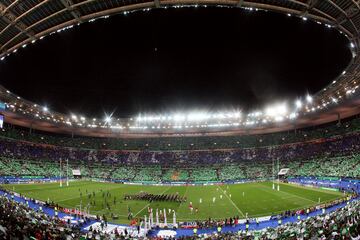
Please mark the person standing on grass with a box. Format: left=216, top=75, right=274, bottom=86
left=189, top=201, right=193, bottom=213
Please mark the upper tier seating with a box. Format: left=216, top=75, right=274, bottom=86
left=2, top=116, right=360, bottom=151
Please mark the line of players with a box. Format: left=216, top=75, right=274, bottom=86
left=124, top=192, right=187, bottom=203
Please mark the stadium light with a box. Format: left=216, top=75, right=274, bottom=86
left=289, top=112, right=297, bottom=119
left=105, top=116, right=112, bottom=123
left=274, top=116, right=284, bottom=122
left=265, top=103, right=287, bottom=117
left=346, top=89, right=354, bottom=95
left=233, top=112, right=241, bottom=118
left=306, top=95, right=313, bottom=103
left=173, top=114, right=186, bottom=122
left=187, top=112, right=210, bottom=122
left=43, top=106, right=48, bottom=112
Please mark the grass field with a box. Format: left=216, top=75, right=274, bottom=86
left=1, top=181, right=344, bottom=224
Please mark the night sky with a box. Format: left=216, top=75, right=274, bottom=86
left=0, top=7, right=352, bottom=118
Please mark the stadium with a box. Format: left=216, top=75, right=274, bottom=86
left=0, top=0, right=360, bottom=239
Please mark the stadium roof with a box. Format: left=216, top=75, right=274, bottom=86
left=2, top=88, right=360, bottom=138
left=0, top=1, right=359, bottom=59
left=1, top=0, right=360, bottom=137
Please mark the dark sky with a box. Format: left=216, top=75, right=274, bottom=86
left=0, top=7, right=352, bottom=118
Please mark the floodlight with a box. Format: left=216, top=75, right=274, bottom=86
left=275, top=116, right=284, bottom=122
left=265, top=103, right=287, bottom=117
left=289, top=112, right=297, bottom=119
left=187, top=112, right=209, bottom=121
left=105, top=116, right=112, bottom=123
left=173, top=114, right=185, bottom=122
left=306, top=95, right=312, bottom=103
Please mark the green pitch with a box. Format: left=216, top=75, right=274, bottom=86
left=1, top=181, right=344, bottom=224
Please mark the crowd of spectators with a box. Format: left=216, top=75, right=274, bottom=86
left=0, top=195, right=82, bottom=239
left=1, top=127, right=360, bottom=181
left=1, top=152, right=359, bottom=182
left=173, top=200, right=360, bottom=240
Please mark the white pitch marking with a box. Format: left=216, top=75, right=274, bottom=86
left=218, top=186, right=245, bottom=217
